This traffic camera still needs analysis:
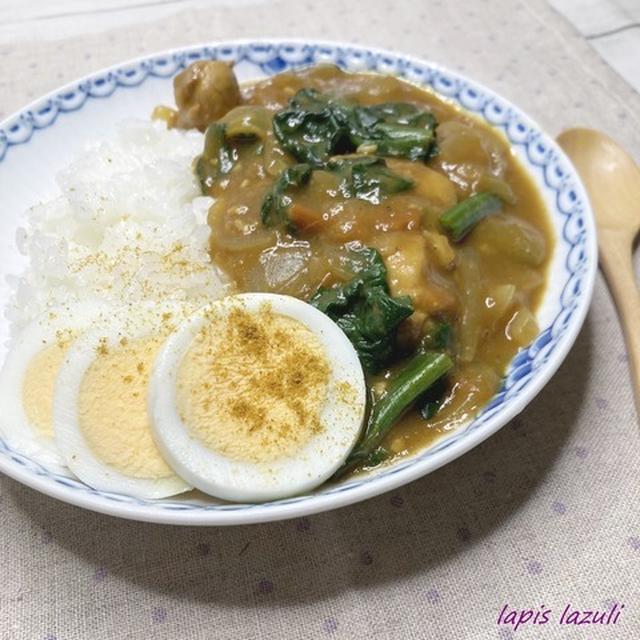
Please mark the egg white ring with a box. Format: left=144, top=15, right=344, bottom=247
left=149, top=293, right=367, bottom=503
left=0, top=300, right=111, bottom=474
left=53, top=302, right=194, bottom=499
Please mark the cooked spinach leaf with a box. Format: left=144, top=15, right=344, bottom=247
left=272, top=89, right=353, bottom=167
left=440, top=192, right=503, bottom=242
left=415, top=320, right=452, bottom=420
left=420, top=319, right=453, bottom=352
left=260, top=91, right=436, bottom=227
left=327, top=156, right=414, bottom=204
left=272, top=89, right=438, bottom=166
left=417, top=375, right=449, bottom=420
left=196, top=123, right=235, bottom=191
left=309, top=246, right=414, bottom=372
left=259, top=156, right=412, bottom=229
left=197, top=115, right=273, bottom=192
left=260, top=163, right=313, bottom=230
left=349, top=103, right=439, bottom=161
left=339, top=351, right=453, bottom=474
left=364, top=446, right=391, bottom=468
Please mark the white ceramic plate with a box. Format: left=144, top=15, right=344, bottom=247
left=0, top=40, right=597, bottom=525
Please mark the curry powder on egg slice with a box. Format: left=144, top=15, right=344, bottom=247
left=176, top=304, right=331, bottom=463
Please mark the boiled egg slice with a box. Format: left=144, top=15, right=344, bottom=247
left=53, top=303, right=193, bottom=499
left=149, top=293, right=366, bottom=502
left=0, top=301, right=110, bottom=472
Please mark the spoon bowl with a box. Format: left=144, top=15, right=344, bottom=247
left=558, top=129, right=640, bottom=237
left=558, top=128, right=640, bottom=414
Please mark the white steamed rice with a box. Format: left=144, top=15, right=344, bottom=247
left=7, top=120, right=229, bottom=334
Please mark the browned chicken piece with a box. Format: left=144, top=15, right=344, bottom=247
left=422, top=230, right=456, bottom=271
left=372, top=231, right=458, bottom=351
left=371, top=231, right=457, bottom=315
left=396, top=310, right=428, bottom=351
left=173, top=61, right=242, bottom=131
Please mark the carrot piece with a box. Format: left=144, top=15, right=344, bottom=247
left=289, top=203, right=325, bottom=233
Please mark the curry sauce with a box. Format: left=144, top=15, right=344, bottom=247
left=164, top=63, right=553, bottom=472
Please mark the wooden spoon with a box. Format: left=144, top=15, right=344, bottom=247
left=557, top=128, right=640, bottom=413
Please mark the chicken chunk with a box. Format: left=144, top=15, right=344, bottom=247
left=372, top=231, right=457, bottom=314
left=174, top=61, right=242, bottom=131
left=371, top=232, right=458, bottom=351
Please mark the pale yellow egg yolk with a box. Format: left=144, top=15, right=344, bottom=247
left=22, top=341, right=70, bottom=439
left=176, top=305, right=330, bottom=463
left=78, top=335, right=174, bottom=479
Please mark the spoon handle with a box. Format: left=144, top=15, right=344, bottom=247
left=598, top=229, right=640, bottom=412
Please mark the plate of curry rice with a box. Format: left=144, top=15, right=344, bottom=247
left=0, top=40, right=596, bottom=524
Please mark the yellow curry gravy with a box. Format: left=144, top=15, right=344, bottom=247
left=178, top=65, right=553, bottom=469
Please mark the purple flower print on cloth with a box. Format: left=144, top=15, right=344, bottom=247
left=389, top=495, right=404, bottom=508
left=257, top=579, right=274, bottom=595
left=152, top=607, right=167, bottom=624
left=296, top=517, right=311, bottom=532
left=323, top=618, right=338, bottom=635
left=526, top=560, right=543, bottom=575
left=457, top=527, right=471, bottom=542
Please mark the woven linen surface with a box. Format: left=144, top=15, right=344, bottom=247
left=1, top=1, right=639, bottom=638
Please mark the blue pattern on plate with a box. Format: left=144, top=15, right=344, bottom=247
left=0, top=42, right=590, bottom=513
